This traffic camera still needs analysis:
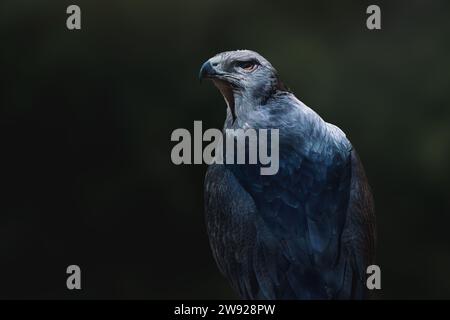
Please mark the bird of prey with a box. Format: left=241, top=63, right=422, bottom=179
left=199, top=50, right=376, bottom=300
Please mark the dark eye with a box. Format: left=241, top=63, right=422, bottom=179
left=237, top=61, right=258, bottom=72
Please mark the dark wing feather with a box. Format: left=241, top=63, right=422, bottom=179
left=205, top=146, right=375, bottom=299
left=204, top=164, right=261, bottom=298
left=339, top=150, right=376, bottom=299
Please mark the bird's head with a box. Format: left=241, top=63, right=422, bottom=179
left=199, top=50, right=288, bottom=122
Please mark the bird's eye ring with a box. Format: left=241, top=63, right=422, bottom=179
left=238, top=61, right=258, bottom=72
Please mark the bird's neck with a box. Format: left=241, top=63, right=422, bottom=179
left=225, top=90, right=272, bottom=128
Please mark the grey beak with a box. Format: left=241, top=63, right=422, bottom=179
left=199, top=61, right=217, bottom=81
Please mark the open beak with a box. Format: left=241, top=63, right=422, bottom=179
left=199, top=60, right=237, bottom=123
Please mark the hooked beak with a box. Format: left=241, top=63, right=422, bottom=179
left=199, top=61, right=218, bottom=81
left=199, top=60, right=237, bottom=123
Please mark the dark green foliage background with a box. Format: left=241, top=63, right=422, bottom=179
left=1, top=0, right=449, bottom=299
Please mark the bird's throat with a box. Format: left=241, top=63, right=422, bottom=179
left=212, top=79, right=236, bottom=123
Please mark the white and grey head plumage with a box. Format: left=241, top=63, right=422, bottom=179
left=199, top=50, right=289, bottom=122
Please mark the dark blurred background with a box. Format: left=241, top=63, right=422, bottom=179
left=1, top=0, right=449, bottom=299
